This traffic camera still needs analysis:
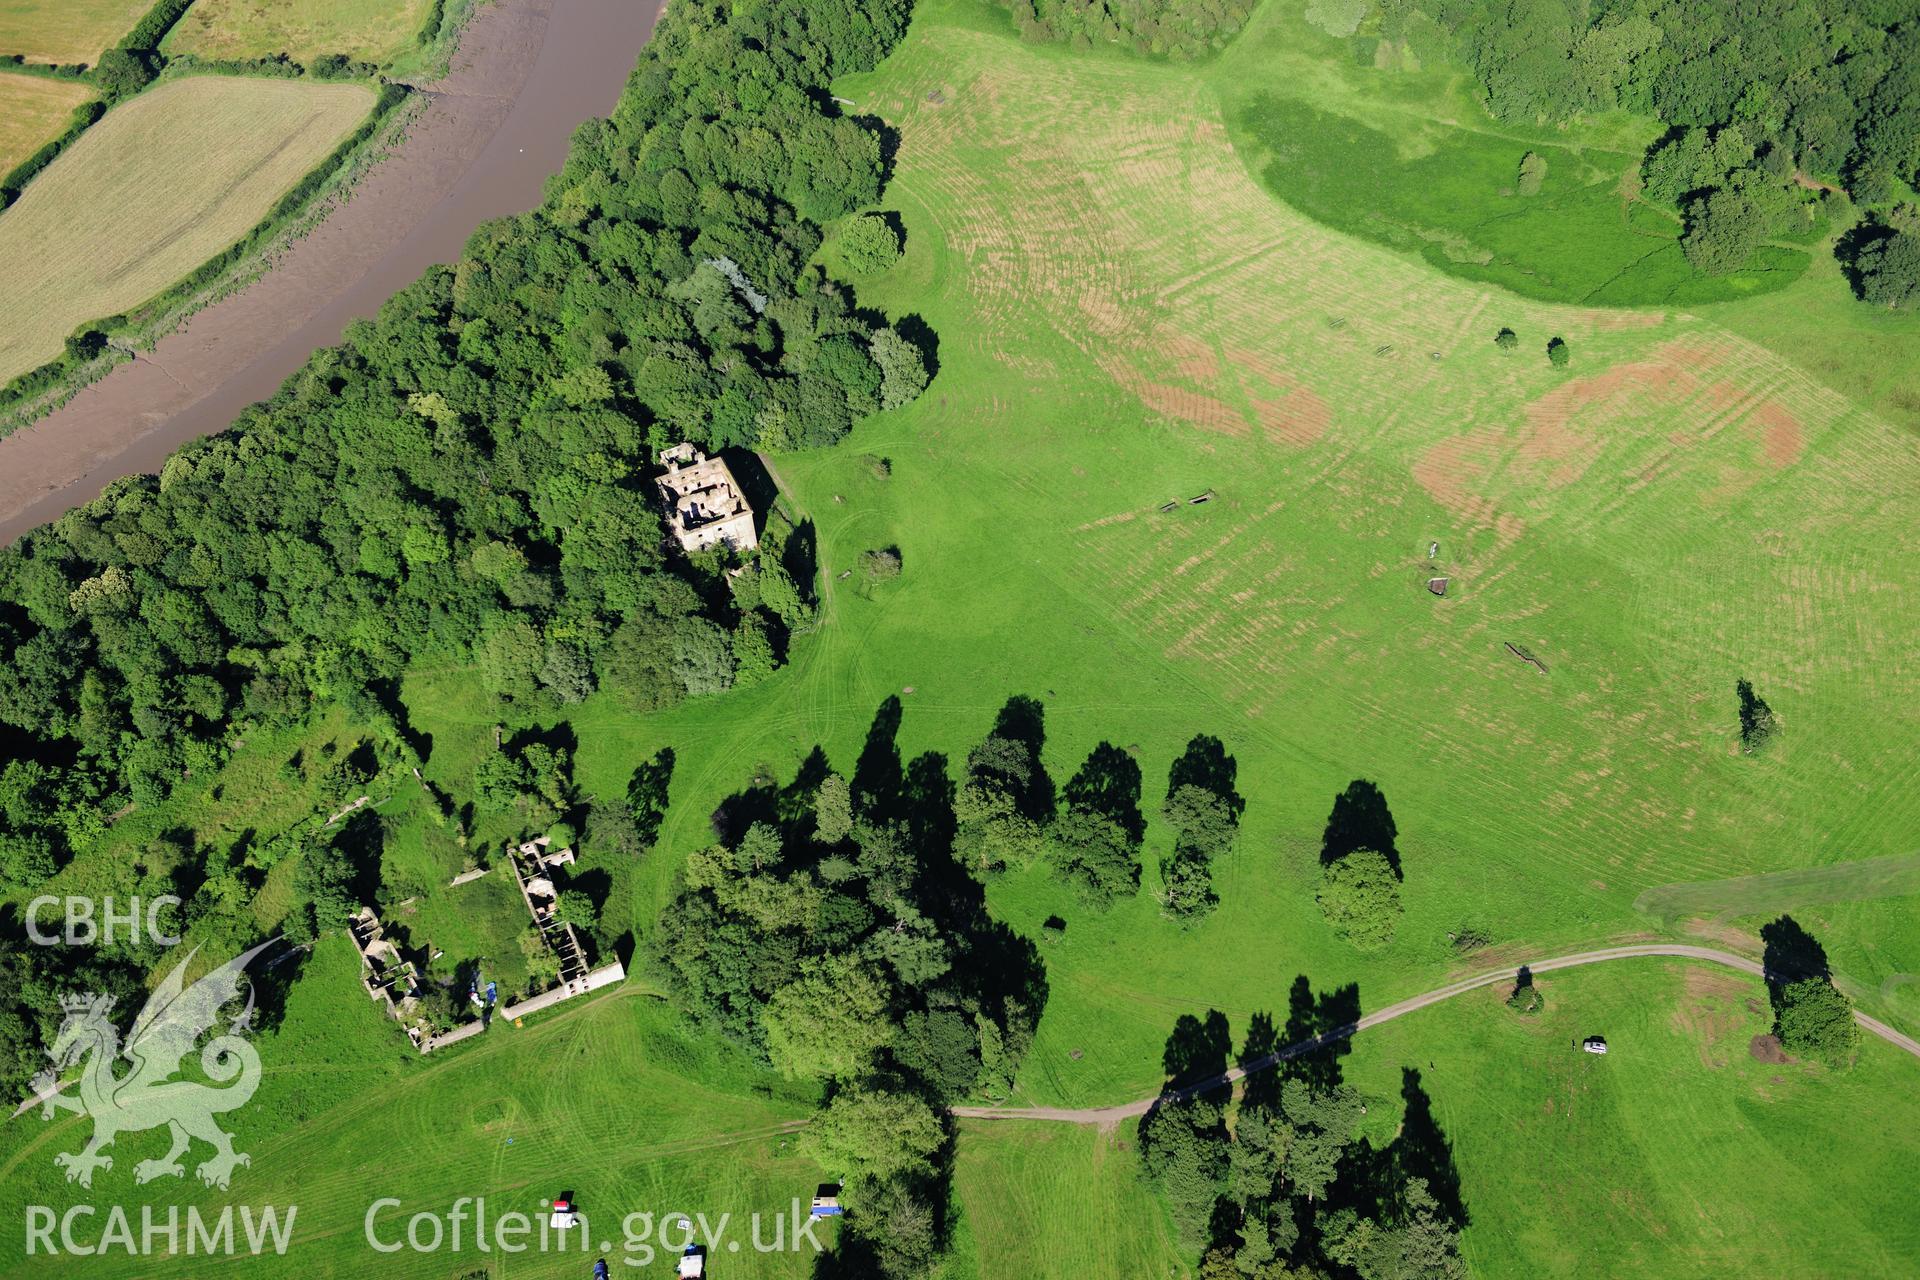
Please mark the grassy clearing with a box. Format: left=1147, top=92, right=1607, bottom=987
left=1207, top=0, right=1807, bottom=305
left=165, top=0, right=438, bottom=68
left=0, top=70, right=92, bottom=173
left=1338, top=959, right=1920, bottom=1276
left=0, top=74, right=373, bottom=382
left=948, top=1121, right=1186, bottom=1277
left=0, top=0, right=150, bottom=64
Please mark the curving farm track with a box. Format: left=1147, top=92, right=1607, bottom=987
left=951, top=944, right=1920, bottom=1127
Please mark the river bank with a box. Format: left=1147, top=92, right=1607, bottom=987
left=0, top=0, right=665, bottom=545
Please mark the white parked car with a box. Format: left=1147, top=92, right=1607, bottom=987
left=1582, top=1037, right=1608, bottom=1055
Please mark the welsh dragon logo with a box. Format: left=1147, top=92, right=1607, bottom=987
left=22, top=940, right=275, bottom=1189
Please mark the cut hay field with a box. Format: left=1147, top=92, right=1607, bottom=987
left=0, top=0, right=150, bottom=64
left=0, top=71, right=92, bottom=174
left=0, top=74, right=374, bottom=382
left=166, top=0, right=438, bottom=68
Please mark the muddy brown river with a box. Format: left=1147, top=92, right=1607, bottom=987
left=0, top=0, right=665, bottom=545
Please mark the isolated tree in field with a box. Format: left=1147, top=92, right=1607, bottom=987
left=1507, top=964, right=1543, bottom=1014
left=1736, top=677, right=1777, bottom=753
left=1160, top=783, right=1236, bottom=923
left=585, top=798, right=645, bottom=859
left=1546, top=336, right=1570, bottom=367
left=860, top=547, right=902, bottom=582
left=841, top=212, right=902, bottom=274
left=1050, top=808, right=1139, bottom=907
left=92, top=48, right=156, bottom=100
left=1050, top=741, right=1145, bottom=906
left=1317, top=849, right=1402, bottom=951
left=1516, top=150, right=1547, bottom=196
left=955, top=728, right=1048, bottom=874
left=1774, top=977, right=1858, bottom=1067
left=1494, top=326, right=1518, bottom=351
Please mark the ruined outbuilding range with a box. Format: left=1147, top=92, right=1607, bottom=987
left=657, top=444, right=757, bottom=553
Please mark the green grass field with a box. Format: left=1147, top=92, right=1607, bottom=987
left=0, top=944, right=829, bottom=1276
left=165, top=0, right=438, bottom=68
left=7, top=0, right=1919, bottom=1273
left=0, top=70, right=92, bottom=174
left=0, top=0, right=150, bottom=64
left=1338, top=959, right=1920, bottom=1275
left=0, top=74, right=373, bottom=382
left=948, top=1121, right=1185, bottom=1276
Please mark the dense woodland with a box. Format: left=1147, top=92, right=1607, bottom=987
left=1425, top=0, right=1920, bottom=293
left=655, top=702, right=1046, bottom=1275
left=1011, top=0, right=1920, bottom=302
left=0, top=0, right=923, bottom=1108
left=1004, top=0, right=1258, bottom=54
left=1141, top=1029, right=1469, bottom=1280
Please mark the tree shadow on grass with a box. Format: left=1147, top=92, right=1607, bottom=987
left=626, top=746, right=674, bottom=846
left=1168, top=734, right=1243, bottom=817
left=1321, top=778, right=1399, bottom=875
left=1163, top=1009, right=1233, bottom=1103
left=1388, top=1067, right=1467, bottom=1228
left=1064, top=741, right=1145, bottom=842
left=991, top=694, right=1055, bottom=822
left=1760, top=914, right=1829, bottom=1012
left=1281, top=974, right=1362, bottom=1089
left=853, top=695, right=905, bottom=824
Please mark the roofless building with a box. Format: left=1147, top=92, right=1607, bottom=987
left=657, top=443, right=757, bottom=553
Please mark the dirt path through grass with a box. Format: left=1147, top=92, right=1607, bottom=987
left=0, top=0, right=664, bottom=545
left=953, top=944, right=1920, bottom=1128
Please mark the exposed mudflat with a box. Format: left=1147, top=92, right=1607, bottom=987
left=0, top=0, right=664, bottom=545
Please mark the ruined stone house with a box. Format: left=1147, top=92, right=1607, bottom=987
left=657, top=444, right=757, bottom=553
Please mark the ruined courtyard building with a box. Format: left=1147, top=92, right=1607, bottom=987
left=657, top=444, right=757, bottom=553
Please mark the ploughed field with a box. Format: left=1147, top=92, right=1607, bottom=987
left=0, top=74, right=374, bottom=382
